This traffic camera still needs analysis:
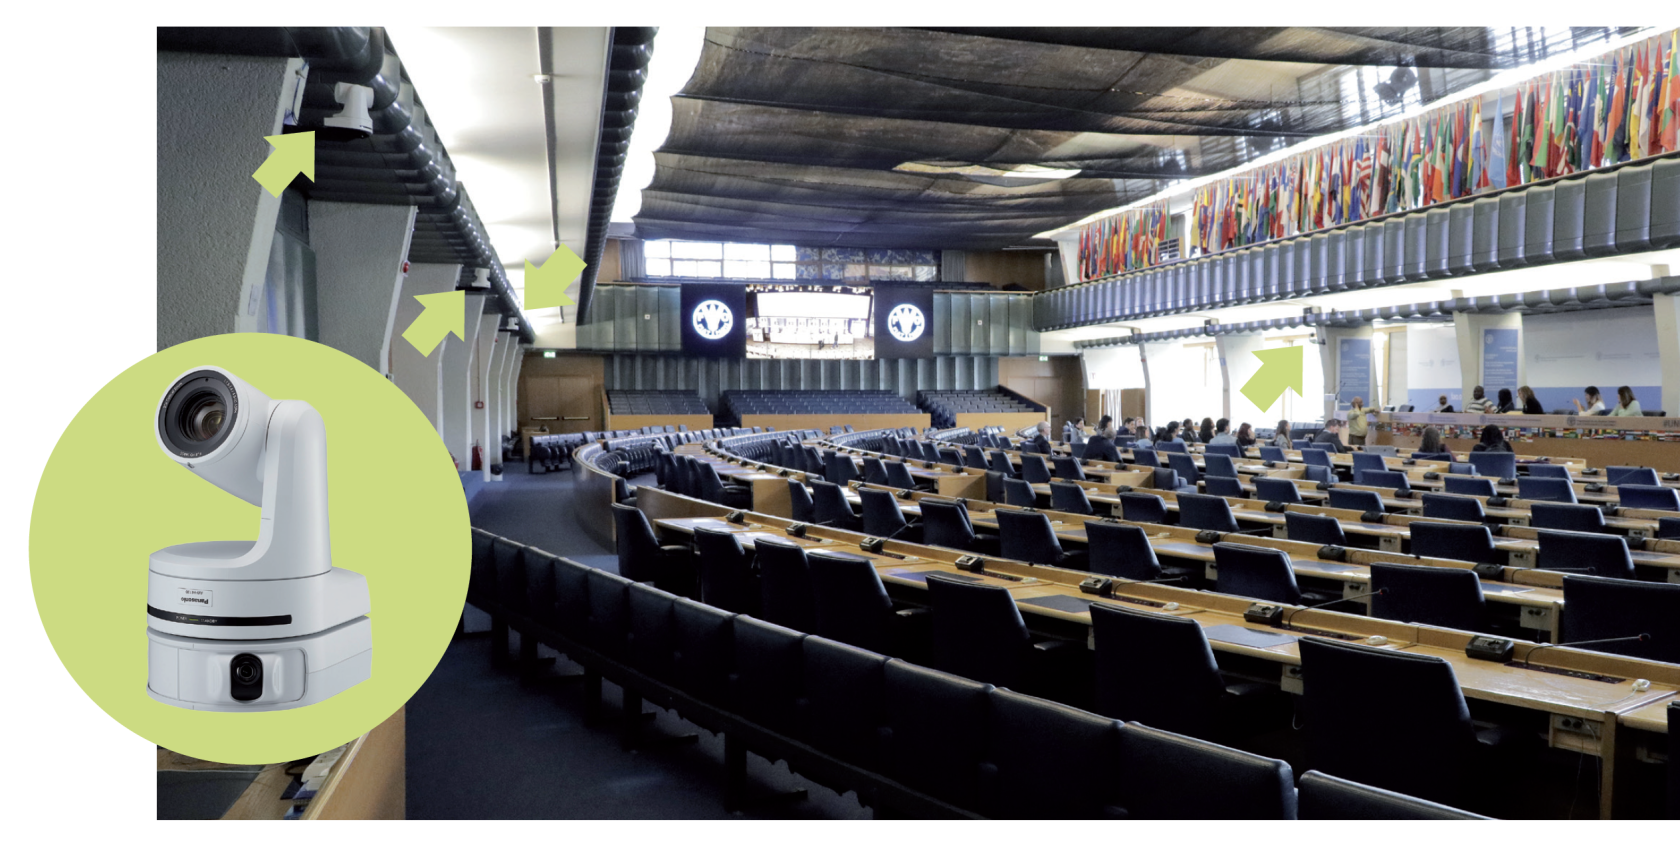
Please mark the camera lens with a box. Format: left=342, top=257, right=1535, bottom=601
left=233, top=657, right=259, bottom=684
left=179, top=391, right=226, bottom=442
left=229, top=653, right=263, bottom=701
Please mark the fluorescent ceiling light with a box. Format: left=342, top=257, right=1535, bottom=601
left=612, top=26, right=708, bottom=224
left=893, top=161, right=1083, bottom=186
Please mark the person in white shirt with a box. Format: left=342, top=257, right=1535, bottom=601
left=1207, top=418, right=1238, bottom=447
left=1063, top=417, right=1087, bottom=445
left=1572, top=386, right=1606, bottom=415
left=1609, top=386, right=1643, bottom=417
left=1434, top=395, right=1455, bottom=413
left=1463, top=386, right=1492, bottom=414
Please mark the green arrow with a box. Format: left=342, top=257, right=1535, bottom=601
left=402, top=290, right=466, bottom=357
left=1240, top=345, right=1306, bottom=411
left=524, top=246, right=586, bottom=310
left=252, top=131, right=315, bottom=197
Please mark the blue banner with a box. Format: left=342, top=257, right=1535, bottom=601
left=1336, top=338, right=1371, bottom=404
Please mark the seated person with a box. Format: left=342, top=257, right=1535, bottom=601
left=1433, top=394, right=1455, bottom=413
left=1463, top=386, right=1492, bottom=414
left=1417, top=426, right=1444, bottom=454
left=1494, top=388, right=1516, bottom=414
left=1609, top=386, right=1643, bottom=417
left=1571, top=386, right=1605, bottom=415
left=1083, top=426, right=1121, bottom=463
left=1206, top=418, right=1238, bottom=447
left=1022, top=420, right=1053, bottom=454
left=1313, top=419, right=1348, bottom=454
left=1271, top=419, right=1293, bottom=448
left=1470, top=424, right=1512, bottom=453
left=1518, top=386, right=1544, bottom=415
left=1235, top=422, right=1257, bottom=449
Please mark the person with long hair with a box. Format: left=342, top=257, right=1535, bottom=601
left=1417, top=426, right=1444, bottom=454
left=1235, top=422, right=1256, bottom=448
left=1471, top=424, right=1512, bottom=453
left=1198, top=417, right=1216, bottom=444
left=1517, top=386, right=1544, bottom=415
left=1494, top=388, right=1515, bottom=414
left=1271, top=419, right=1292, bottom=448
left=1610, top=386, right=1643, bottom=417
left=1572, top=386, right=1605, bottom=415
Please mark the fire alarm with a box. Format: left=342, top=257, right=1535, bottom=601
left=474, top=401, right=484, bottom=409
left=401, top=260, right=410, bottom=274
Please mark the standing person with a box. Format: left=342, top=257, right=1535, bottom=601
left=1313, top=419, right=1348, bottom=454
left=1198, top=417, right=1216, bottom=444
left=1463, top=386, right=1492, bottom=414
left=1207, top=418, right=1237, bottom=446
left=1471, top=424, right=1512, bottom=452
left=1610, top=386, right=1643, bottom=417
left=1024, top=420, right=1053, bottom=454
left=1347, top=396, right=1372, bottom=446
left=1434, top=395, right=1455, bottom=413
left=1083, top=425, right=1121, bottom=463
left=1417, top=426, right=1444, bottom=454
left=1235, top=422, right=1257, bottom=449
left=1494, top=388, right=1516, bottom=414
left=1517, top=386, right=1545, bottom=415
left=1272, top=420, right=1293, bottom=448
left=1572, top=386, right=1605, bottom=415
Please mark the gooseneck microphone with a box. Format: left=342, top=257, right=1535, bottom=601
left=1522, top=634, right=1652, bottom=668
left=1281, top=588, right=1388, bottom=629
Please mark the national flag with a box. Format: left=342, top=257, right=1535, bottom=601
left=1661, top=30, right=1678, bottom=152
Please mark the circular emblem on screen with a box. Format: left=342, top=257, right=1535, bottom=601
left=887, top=304, right=926, bottom=343
left=692, top=299, right=734, bottom=340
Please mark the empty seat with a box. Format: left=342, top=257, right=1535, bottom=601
left=1258, top=446, right=1287, bottom=463
left=1204, top=454, right=1239, bottom=478
left=1114, top=724, right=1298, bottom=820
left=729, top=616, right=806, bottom=734
left=1420, top=493, right=1485, bottom=522
left=1178, top=492, right=1241, bottom=532
left=1467, top=452, right=1517, bottom=480
left=1443, top=476, right=1497, bottom=497
left=1529, top=502, right=1605, bottom=533
left=1327, top=488, right=1384, bottom=514
left=692, top=527, right=759, bottom=615
left=1618, top=484, right=1680, bottom=512
left=1091, top=602, right=1271, bottom=740
left=1369, top=562, right=1487, bottom=632
left=787, top=480, right=816, bottom=523
left=1204, top=475, right=1246, bottom=499
left=1204, top=443, right=1243, bottom=459
left=861, top=456, right=890, bottom=485
left=1300, top=448, right=1333, bottom=468
left=809, top=480, right=862, bottom=531
left=1559, top=574, right=1680, bottom=664
left=796, top=636, right=889, bottom=771
left=1351, top=452, right=1387, bottom=476
left=884, top=461, right=929, bottom=492
left=881, top=660, right=992, bottom=811
left=995, top=508, right=1088, bottom=569
left=979, top=689, right=1123, bottom=819
left=1410, top=521, right=1499, bottom=564
left=1168, top=452, right=1201, bottom=487
left=1052, top=456, right=1087, bottom=481
left=611, top=503, right=695, bottom=594
left=1213, top=542, right=1306, bottom=605
left=918, top=498, right=999, bottom=555
left=1536, top=529, right=1635, bottom=580
left=698, top=463, right=753, bottom=509
left=1253, top=477, right=1302, bottom=504
left=1525, top=464, right=1572, bottom=481
left=859, top=487, right=919, bottom=541
left=1517, top=476, right=1577, bottom=504
left=1002, top=477, right=1038, bottom=509
left=988, top=450, right=1018, bottom=478
left=1049, top=481, right=1096, bottom=515
left=1285, top=511, right=1346, bottom=546
left=963, top=445, right=989, bottom=470
left=1118, top=492, right=1169, bottom=524
left=1357, top=469, right=1412, bottom=493
left=807, top=551, right=898, bottom=655
left=1606, top=466, right=1660, bottom=487
left=1131, top=448, right=1160, bottom=468
left=1020, top=454, right=1053, bottom=484
left=754, top=538, right=816, bottom=634
left=1297, top=771, right=1488, bottom=820
left=1083, top=521, right=1170, bottom=581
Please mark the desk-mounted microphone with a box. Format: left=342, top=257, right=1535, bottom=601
left=1079, top=574, right=1188, bottom=597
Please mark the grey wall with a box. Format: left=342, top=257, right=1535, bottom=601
left=157, top=52, right=303, bottom=350
left=310, top=201, right=417, bottom=373
left=600, top=354, right=1001, bottom=409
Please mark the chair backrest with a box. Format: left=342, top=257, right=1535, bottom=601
left=1258, top=446, right=1287, bottom=462
left=1525, top=463, right=1572, bottom=480
left=1292, top=439, right=1313, bottom=451
left=1420, top=493, right=1485, bottom=522
left=610, top=503, right=664, bottom=583
left=1002, top=477, right=1037, bottom=508
left=1154, top=467, right=1187, bottom=492
left=1467, top=451, right=1517, bottom=479
left=1297, top=771, right=1488, bottom=820
left=1020, top=453, right=1053, bottom=484
left=1178, top=492, right=1239, bottom=532
left=1212, top=542, right=1301, bottom=604
left=1052, top=456, right=1087, bottom=481
left=1204, top=475, right=1245, bottom=498
left=1560, top=575, right=1680, bottom=663
left=1659, top=517, right=1680, bottom=539
left=938, top=447, right=963, bottom=467
left=806, top=551, right=896, bottom=654
left=1300, top=448, right=1332, bottom=468
left=1117, top=492, right=1169, bottom=524
left=1284, top=511, right=1346, bottom=546
left=858, top=487, right=913, bottom=538
left=1115, top=724, right=1298, bottom=820
left=1167, top=452, right=1201, bottom=485
left=1411, top=451, right=1455, bottom=462
left=881, top=660, right=993, bottom=810
left=1606, top=465, right=1660, bottom=487
left=920, top=498, right=978, bottom=551
left=809, top=480, right=858, bottom=529
left=1357, top=469, right=1411, bottom=492
left=787, top=480, right=816, bottom=523
left=693, top=527, right=757, bottom=615
left=730, top=615, right=807, bottom=733
left=670, top=597, right=736, bottom=703
left=1529, top=502, right=1605, bottom=533
left=1298, top=636, right=1479, bottom=807
left=995, top=508, right=1066, bottom=565
left=926, top=573, right=1032, bottom=689
left=1204, top=454, right=1238, bottom=478
left=1409, top=521, right=1499, bottom=564
left=1203, top=443, right=1243, bottom=458
left=1252, top=477, right=1301, bottom=504
left=964, top=445, right=989, bottom=469
left=1617, top=484, right=1680, bottom=512
left=988, top=450, right=1017, bottom=477
left=754, top=539, right=816, bottom=634
left=1517, top=476, right=1577, bottom=504
left=861, top=456, right=890, bottom=485
left=980, top=689, right=1123, bottom=819
left=1156, top=440, right=1189, bottom=454
left=984, top=469, right=1005, bottom=504
left=1326, top=488, right=1384, bottom=514
left=825, top=452, right=858, bottom=486
left=1090, top=603, right=1227, bottom=735
left=1300, top=465, right=1335, bottom=487
left=1442, top=475, right=1496, bottom=496
left=1351, top=452, right=1388, bottom=475
left=797, top=636, right=889, bottom=769
left=1369, top=562, right=1486, bottom=632
left=1048, top=481, right=1095, bottom=515
left=1536, top=528, right=1636, bottom=580
left=1083, top=521, right=1162, bottom=580
left=1132, top=448, right=1160, bottom=468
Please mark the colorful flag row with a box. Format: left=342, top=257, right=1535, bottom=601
left=1076, top=201, right=1171, bottom=281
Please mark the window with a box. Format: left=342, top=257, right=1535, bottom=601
left=642, top=240, right=937, bottom=282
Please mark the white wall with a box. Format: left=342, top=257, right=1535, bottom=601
left=1141, top=340, right=1223, bottom=429
left=1384, top=330, right=1409, bottom=408
left=1407, top=324, right=1462, bottom=411
left=1525, top=306, right=1663, bottom=413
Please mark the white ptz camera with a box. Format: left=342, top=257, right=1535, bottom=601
left=146, top=367, right=370, bottom=712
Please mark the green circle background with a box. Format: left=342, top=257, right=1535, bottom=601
left=30, top=334, right=468, bottom=763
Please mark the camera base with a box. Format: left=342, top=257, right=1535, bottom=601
left=146, top=617, right=371, bottom=712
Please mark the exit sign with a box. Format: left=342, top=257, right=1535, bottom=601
left=543, top=351, right=556, bottom=358
left=1038, top=355, right=1049, bottom=362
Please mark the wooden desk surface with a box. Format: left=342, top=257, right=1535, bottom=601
left=1618, top=698, right=1677, bottom=734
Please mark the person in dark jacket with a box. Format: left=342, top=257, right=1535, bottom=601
left=1313, top=419, right=1348, bottom=454
left=1083, top=426, right=1121, bottom=463
left=1470, top=424, right=1513, bottom=452
left=1495, top=388, right=1516, bottom=414
left=1517, top=386, right=1545, bottom=415
left=1022, top=421, right=1053, bottom=455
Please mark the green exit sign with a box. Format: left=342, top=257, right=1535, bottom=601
left=1038, top=355, right=1049, bottom=362
left=543, top=351, right=556, bottom=358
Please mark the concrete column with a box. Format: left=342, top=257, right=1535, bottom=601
left=389, top=263, right=460, bottom=437
left=473, top=311, right=500, bottom=479
left=1137, top=342, right=1155, bottom=432
left=1655, top=290, right=1680, bottom=418
left=157, top=53, right=307, bottom=350
left=483, top=331, right=509, bottom=481
left=1453, top=311, right=1524, bottom=403
left=308, top=202, right=418, bottom=373
left=505, top=344, right=524, bottom=432
left=441, top=293, right=489, bottom=469
left=1321, top=325, right=1375, bottom=423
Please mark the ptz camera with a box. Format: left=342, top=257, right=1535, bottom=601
left=146, top=367, right=370, bottom=711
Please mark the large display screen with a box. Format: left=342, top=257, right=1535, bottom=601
left=680, top=282, right=748, bottom=358
left=746, top=289, right=875, bottom=359
left=872, top=285, right=934, bottom=359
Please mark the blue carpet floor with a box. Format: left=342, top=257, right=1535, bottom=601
left=405, top=465, right=867, bottom=819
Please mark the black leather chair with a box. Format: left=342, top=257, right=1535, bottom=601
left=1410, top=521, right=1500, bottom=565
left=796, top=635, right=891, bottom=773
left=1297, top=771, right=1489, bottom=820
left=1607, top=465, right=1661, bottom=487
left=611, top=503, right=696, bottom=595
left=987, top=450, right=1018, bottom=478
left=1661, top=517, right=1680, bottom=539
left=729, top=615, right=805, bottom=735
left=1299, top=636, right=1516, bottom=812
left=807, top=551, right=899, bottom=655
left=1091, top=603, right=1278, bottom=741
left=881, top=660, right=993, bottom=812
left=1020, top=454, right=1053, bottom=484
left=1213, top=542, right=1330, bottom=605
left=861, top=456, right=890, bottom=485
left=1203, top=475, right=1245, bottom=498
left=1048, top=481, right=1095, bottom=515
left=995, top=508, right=1088, bottom=569
left=1559, top=574, right=1680, bottom=663
left=1131, top=448, right=1160, bottom=468
left=1530, top=502, right=1606, bottom=533
left=938, top=447, right=963, bottom=467
left=1178, top=492, right=1241, bottom=532
left=1085, top=520, right=1188, bottom=582
left=670, top=597, right=736, bottom=704
left=1517, top=476, right=1577, bottom=504
left=1002, top=477, right=1037, bottom=508
left=918, top=498, right=999, bottom=555
left=1115, top=724, right=1298, bottom=820
left=884, top=460, right=931, bottom=492
left=1617, top=484, right=1680, bottom=512
left=625, top=581, right=679, bottom=681
left=1369, top=562, right=1487, bottom=632
left=698, top=462, right=753, bottom=510
left=787, top=480, right=816, bottom=523
left=1284, top=511, right=1346, bottom=546
left=584, top=568, right=633, bottom=661
left=754, top=538, right=816, bottom=634
left=1118, top=492, right=1169, bottom=524
left=963, top=445, right=988, bottom=470
left=1204, top=453, right=1239, bottom=478
left=1421, top=493, right=1485, bottom=522
left=1467, top=452, right=1517, bottom=480
left=824, top=452, right=858, bottom=486
left=859, top=487, right=920, bottom=542
left=1327, top=488, right=1384, bottom=513
left=984, top=469, right=1005, bottom=504
left=979, top=689, right=1123, bottom=819
left=1052, top=456, right=1087, bottom=481
left=1524, top=463, right=1571, bottom=480
left=1167, top=452, right=1201, bottom=487
left=926, top=573, right=1070, bottom=694
left=1253, top=477, right=1302, bottom=504
left=1444, top=475, right=1497, bottom=496
left=809, top=480, right=862, bottom=531
left=1536, top=528, right=1635, bottom=580
left=692, top=527, right=759, bottom=616
left=1669, top=702, right=1679, bottom=818
left=1357, top=469, right=1412, bottom=493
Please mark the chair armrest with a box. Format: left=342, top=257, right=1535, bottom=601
left=1031, top=639, right=1080, bottom=653
left=895, top=607, right=931, bottom=618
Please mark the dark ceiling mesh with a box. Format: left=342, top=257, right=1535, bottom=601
left=634, top=26, right=1641, bottom=250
